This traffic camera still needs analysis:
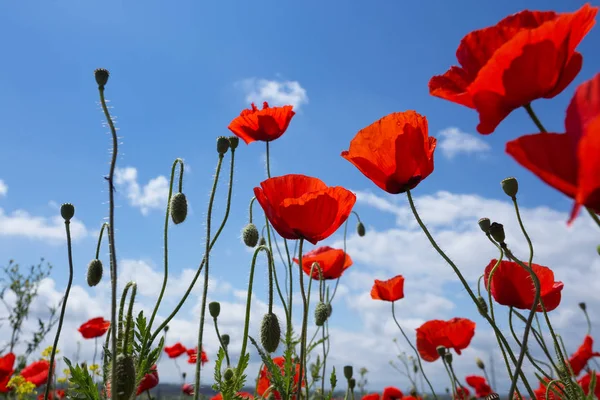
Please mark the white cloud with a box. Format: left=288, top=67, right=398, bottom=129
left=0, top=179, right=7, bottom=197
left=114, top=167, right=169, bottom=215
left=237, top=78, right=308, bottom=111
left=437, top=127, right=491, bottom=159
left=0, top=208, right=87, bottom=242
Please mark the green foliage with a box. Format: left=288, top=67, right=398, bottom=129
left=249, top=336, right=287, bottom=399
left=64, top=357, right=100, bottom=400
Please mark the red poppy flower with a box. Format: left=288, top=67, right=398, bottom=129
left=453, top=387, right=470, bottom=400
left=182, top=384, right=194, bottom=396
left=578, top=372, right=600, bottom=399
left=21, top=360, right=50, bottom=387
left=0, top=353, right=15, bottom=393
left=211, top=392, right=254, bottom=400
left=568, top=335, right=600, bottom=376
left=383, top=387, right=404, bottom=400
left=416, top=318, right=476, bottom=362
left=506, top=73, right=600, bottom=223
left=186, top=347, right=208, bottom=365
left=77, top=317, right=110, bottom=339
left=341, top=111, right=436, bottom=194
left=534, top=377, right=565, bottom=400
left=401, top=397, right=422, bottom=400
left=466, top=375, right=492, bottom=398
left=362, top=394, right=380, bottom=400
left=293, top=246, right=353, bottom=280
left=430, top=4, right=598, bottom=134
left=228, top=102, right=295, bottom=144
left=371, top=275, right=405, bottom=302
left=136, top=365, right=159, bottom=395
left=256, top=356, right=303, bottom=400
left=164, top=343, right=187, bottom=359
left=254, top=175, right=356, bottom=245
left=484, top=259, right=564, bottom=312
left=37, top=389, right=65, bottom=400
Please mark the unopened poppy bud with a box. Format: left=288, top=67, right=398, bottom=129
left=436, top=346, right=446, bottom=357
left=164, top=325, right=169, bottom=332
left=357, top=222, right=366, bottom=237
left=343, top=365, right=353, bottom=380
left=94, top=68, right=110, bottom=87
left=60, top=203, right=75, bottom=222
left=501, top=177, right=519, bottom=198
left=242, top=223, right=259, bottom=247
left=258, top=237, right=267, bottom=247
left=476, top=296, right=488, bottom=316
left=221, top=334, right=230, bottom=347
left=260, top=312, right=281, bottom=353
left=349, top=378, right=356, bottom=390
left=209, top=301, right=220, bottom=319
left=475, top=357, right=485, bottom=370
left=224, top=368, right=234, bottom=382
left=446, top=388, right=450, bottom=394
left=478, top=218, right=491, bottom=233
left=444, top=352, right=453, bottom=364
left=314, top=302, right=329, bottom=326
left=489, top=222, right=505, bottom=243
left=170, top=192, right=188, bottom=224
left=413, top=364, right=418, bottom=373
left=579, top=302, right=587, bottom=311
left=326, top=303, right=332, bottom=318
left=228, top=136, right=239, bottom=150
left=410, top=387, right=418, bottom=397
left=485, top=394, right=500, bottom=400
left=87, top=259, right=103, bottom=287
left=115, top=354, right=136, bottom=400
left=217, top=136, right=230, bottom=155
left=182, top=372, right=187, bottom=380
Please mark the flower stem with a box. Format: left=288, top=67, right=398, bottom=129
left=587, top=207, right=600, bottom=229
left=524, top=103, right=547, bottom=133
left=213, top=318, right=230, bottom=367
left=95, top=223, right=109, bottom=260
left=297, top=238, right=309, bottom=398
left=44, top=218, right=74, bottom=400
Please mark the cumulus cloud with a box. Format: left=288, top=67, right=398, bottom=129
left=437, top=127, right=491, bottom=159
left=237, top=78, right=308, bottom=111
left=0, top=208, right=87, bottom=242
left=114, top=167, right=169, bottom=215
left=0, top=179, right=7, bottom=197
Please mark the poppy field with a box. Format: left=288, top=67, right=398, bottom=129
left=2, top=3, right=600, bottom=400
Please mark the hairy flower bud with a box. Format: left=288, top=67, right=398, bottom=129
left=476, top=296, right=488, bottom=316
left=221, top=334, right=230, bottom=347
left=60, top=203, right=75, bottom=222
left=478, top=218, right=491, bottom=233
left=314, top=302, right=329, bottom=326
left=501, top=177, right=519, bottom=198
left=357, top=222, right=366, bottom=237
left=217, top=136, right=230, bottom=155
left=343, top=365, right=353, bottom=380
left=94, top=68, right=110, bottom=87
left=209, top=301, right=221, bottom=319
left=489, top=222, right=505, bottom=243
left=475, top=357, right=485, bottom=370
left=260, top=313, right=281, bottom=353
left=115, top=354, right=136, bottom=400
left=228, top=136, right=239, bottom=150
left=224, top=368, right=234, bottom=382
left=170, top=192, right=188, bottom=224
left=87, top=259, right=103, bottom=287
left=242, top=223, right=259, bottom=247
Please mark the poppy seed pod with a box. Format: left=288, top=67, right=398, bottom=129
left=349, top=378, right=356, bottom=390
left=476, top=357, right=485, bottom=370
left=242, top=223, right=259, bottom=248
left=94, top=68, right=110, bottom=87
left=227, top=136, right=239, bottom=150
left=357, top=221, right=366, bottom=237
left=60, top=203, right=75, bottom=222
left=343, top=365, right=353, bottom=380
left=87, top=259, right=103, bottom=287
left=444, top=352, right=453, bottom=364
left=436, top=346, right=446, bottom=357
left=170, top=192, right=188, bottom=224
left=579, top=302, right=587, bottom=311
left=258, top=237, right=267, bottom=247
left=260, top=312, right=281, bottom=353
left=476, top=296, right=488, bottom=316
left=488, top=222, right=505, bottom=243
left=216, top=136, right=230, bottom=155
left=478, top=218, right=491, bottom=233
left=314, top=302, right=329, bottom=326
left=221, top=334, right=230, bottom=347
left=115, top=354, right=136, bottom=400
left=224, top=368, right=234, bottom=382
left=501, top=177, right=519, bottom=198
left=209, top=301, right=221, bottom=319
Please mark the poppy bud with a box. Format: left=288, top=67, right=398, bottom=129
left=217, top=136, right=230, bottom=155
left=436, top=346, right=446, bottom=357
left=258, top=237, right=267, bottom=247
left=485, top=394, right=500, bottom=400
left=94, top=68, right=110, bottom=87
left=182, top=372, right=187, bottom=380
left=579, top=302, right=587, bottom=311
left=164, top=325, right=169, bottom=332
left=413, top=364, right=418, bottom=373
left=357, top=222, right=366, bottom=237
left=221, top=334, right=230, bottom=347
left=87, top=259, right=103, bottom=287
left=476, top=296, right=488, bottom=316
left=209, top=301, right=220, bottom=319
left=343, top=365, right=353, bottom=380
left=170, top=192, right=188, bottom=224
left=478, top=218, right=491, bottom=233
left=242, top=223, right=259, bottom=247
left=60, top=203, right=75, bottom=222
left=314, top=302, right=329, bottom=326
left=115, top=354, right=136, bottom=400
left=446, top=388, right=450, bottom=394
left=410, top=387, right=418, bottom=397
left=444, top=352, right=453, bottom=364
left=488, top=222, right=505, bottom=243
left=475, top=357, right=485, bottom=370
left=326, top=303, right=332, bottom=318
left=501, top=177, right=519, bottom=198
left=260, top=312, right=281, bottom=353
left=224, top=368, right=234, bottom=382
left=349, top=378, right=356, bottom=390
left=228, top=136, right=239, bottom=150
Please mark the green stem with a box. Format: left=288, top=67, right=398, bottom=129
left=582, top=308, right=592, bottom=336
left=213, top=318, right=230, bottom=367
left=587, top=208, right=600, bottom=229
left=391, top=302, right=437, bottom=400
left=524, top=103, right=547, bottom=133
left=266, top=141, right=272, bottom=178
left=44, top=219, right=74, bottom=400
left=297, top=239, right=309, bottom=398
left=95, top=223, right=109, bottom=260
left=123, top=283, right=137, bottom=352
left=508, top=308, right=553, bottom=380
left=442, top=357, right=456, bottom=399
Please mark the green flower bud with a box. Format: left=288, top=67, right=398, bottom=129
left=314, top=302, right=329, bottom=326
left=436, top=346, right=446, bottom=357
left=410, top=387, right=418, bottom=397
left=242, top=223, right=259, bottom=247
left=182, top=372, right=187, bottom=380
left=444, top=352, right=453, bottom=364
left=489, top=222, right=505, bottom=243
left=357, top=222, right=366, bottom=237
left=217, top=136, right=230, bottom=155
left=115, top=354, right=136, bottom=400
left=501, top=177, right=519, bottom=198
left=258, top=237, right=267, bottom=247
left=476, top=296, right=488, bottom=316
left=224, top=368, right=234, bottom=381
left=349, top=378, right=356, bottom=390
left=164, top=325, right=169, bottom=332
left=87, top=259, right=103, bottom=287
left=475, top=357, right=485, bottom=370
left=209, top=301, right=221, bottom=319
left=579, top=302, right=587, bottom=311
left=260, top=312, right=281, bottom=353
left=478, top=218, right=491, bottom=233
left=228, top=136, right=239, bottom=150
left=94, top=68, right=110, bottom=87
left=343, top=365, right=353, bottom=380
left=170, top=192, right=188, bottom=224
left=60, top=203, right=75, bottom=222
left=221, top=334, right=230, bottom=347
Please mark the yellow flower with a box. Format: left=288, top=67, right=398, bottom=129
left=63, top=368, right=71, bottom=376
left=41, top=345, right=59, bottom=359
left=8, top=376, right=36, bottom=400
left=57, top=377, right=68, bottom=384
left=88, top=364, right=99, bottom=372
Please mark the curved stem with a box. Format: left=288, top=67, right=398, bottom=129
left=44, top=220, right=74, bottom=400
left=95, top=223, right=109, bottom=260
left=391, top=302, right=437, bottom=400
left=213, top=318, right=230, bottom=367
left=123, top=283, right=137, bottom=352
left=524, top=103, right=547, bottom=133
left=508, top=308, right=553, bottom=380
left=582, top=308, right=592, bottom=336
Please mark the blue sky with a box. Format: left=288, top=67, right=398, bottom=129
left=1, top=0, right=600, bottom=394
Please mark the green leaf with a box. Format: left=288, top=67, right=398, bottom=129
left=249, top=336, right=287, bottom=398
left=64, top=357, right=100, bottom=400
